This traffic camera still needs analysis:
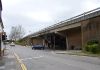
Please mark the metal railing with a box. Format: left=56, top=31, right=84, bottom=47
left=47, top=7, right=100, bottom=30
left=30, top=7, right=100, bottom=37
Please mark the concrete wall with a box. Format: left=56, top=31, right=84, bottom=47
left=65, top=16, right=100, bottom=50
left=67, top=27, right=82, bottom=50
left=26, top=15, right=100, bottom=50
left=82, top=16, right=100, bottom=46
left=57, top=26, right=82, bottom=50
left=30, top=15, right=100, bottom=50
left=31, top=37, right=43, bottom=45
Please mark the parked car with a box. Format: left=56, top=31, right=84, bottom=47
left=10, top=42, right=15, bottom=46
left=32, top=45, right=45, bottom=50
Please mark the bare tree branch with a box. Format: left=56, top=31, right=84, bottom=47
left=9, top=25, right=25, bottom=41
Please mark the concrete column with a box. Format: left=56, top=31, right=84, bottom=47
left=43, top=39, right=45, bottom=46
left=53, top=35, right=55, bottom=50
left=66, top=35, right=69, bottom=50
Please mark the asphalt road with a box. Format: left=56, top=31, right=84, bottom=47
left=9, top=45, right=100, bottom=70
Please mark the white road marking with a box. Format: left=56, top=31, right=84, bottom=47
left=51, top=51, right=55, bottom=54
left=21, top=55, right=44, bottom=61
left=7, top=55, right=15, bottom=58
left=0, top=66, right=5, bottom=69
left=6, top=62, right=15, bottom=65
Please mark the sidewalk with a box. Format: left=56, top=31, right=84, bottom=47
left=54, top=50, right=100, bottom=58
left=0, top=47, right=21, bottom=70
left=54, top=50, right=82, bottom=54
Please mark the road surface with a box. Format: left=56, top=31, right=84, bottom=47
left=8, top=45, right=100, bottom=70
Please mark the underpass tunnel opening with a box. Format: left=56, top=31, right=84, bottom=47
left=43, top=26, right=82, bottom=50
left=43, top=33, right=66, bottom=50
left=44, top=33, right=54, bottom=49
left=57, top=26, right=82, bottom=50
left=54, top=33, right=66, bottom=50
left=30, top=26, right=82, bottom=50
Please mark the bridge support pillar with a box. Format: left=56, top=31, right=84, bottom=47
left=66, top=35, right=69, bottom=50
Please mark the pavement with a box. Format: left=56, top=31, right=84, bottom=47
left=0, top=46, right=21, bottom=70
left=54, top=50, right=100, bottom=58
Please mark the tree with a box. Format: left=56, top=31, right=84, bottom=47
left=9, top=25, right=25, bottom=41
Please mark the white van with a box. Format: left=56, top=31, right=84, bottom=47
left=10, top=42, right=15, bottom=46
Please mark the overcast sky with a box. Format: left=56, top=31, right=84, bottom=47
left=2, top=0, right=100, bottom=36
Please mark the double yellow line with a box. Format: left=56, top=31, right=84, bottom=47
left=14, top=52, right=27, bottom=70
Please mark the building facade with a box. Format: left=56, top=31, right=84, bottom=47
left=0, top=0, right=4, bottom=57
